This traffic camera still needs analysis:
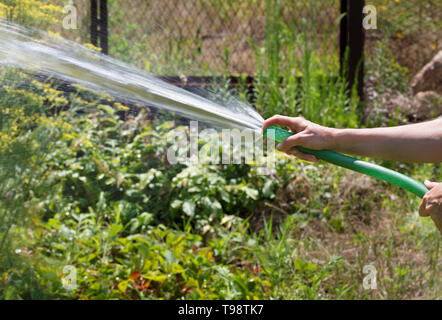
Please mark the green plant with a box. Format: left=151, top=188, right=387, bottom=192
left=252, top=0, right=359, bottom=128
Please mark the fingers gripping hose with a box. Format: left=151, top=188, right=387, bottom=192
left=264, top=126, right=429, bottom=198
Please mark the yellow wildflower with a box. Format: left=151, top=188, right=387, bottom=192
left=84, top=43, right=103, bottom=52
left=47, top=31, right=62, bottom=39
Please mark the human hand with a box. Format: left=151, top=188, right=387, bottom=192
left=419, top=180, right=442, bottom=234
left=262, top=115, right=336, bottom=162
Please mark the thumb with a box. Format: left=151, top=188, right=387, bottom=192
left=424, top=180, right=438, bottom=189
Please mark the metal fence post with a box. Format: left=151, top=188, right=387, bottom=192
left=340, top=0, right=365, bottom=102
left=90, top=0, right=97, bottom=47
left=90, top=0, right=108, bottom=55
left=99, top=0, right=108, bottom=55
left=339, top=0, right=348, bottom=75
left=348, top=0, right=365, bottom=101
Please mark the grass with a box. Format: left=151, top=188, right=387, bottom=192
left=0, top=0, right=440, bottom=300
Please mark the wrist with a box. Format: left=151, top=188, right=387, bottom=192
left=325, top=127, right=341, bottom=150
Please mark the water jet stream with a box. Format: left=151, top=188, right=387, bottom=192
left=0, top=20, right=263, bottom=132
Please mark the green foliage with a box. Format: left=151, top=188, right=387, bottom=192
left=252, top=0, right=359, bottom=128
left=0, top=68, right=440, bottom=299
left=366, top=41, right=410, bottom=95
left=108, top=0, right=207, bottom=74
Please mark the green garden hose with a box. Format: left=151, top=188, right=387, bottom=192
left=264, top=126, right=429, bottom=198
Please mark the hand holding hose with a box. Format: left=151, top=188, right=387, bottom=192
left=420, top=181, right=442, bottom=233
left=262, top=115, right=335, bottom=163
left=264, top=115, right=442, bottom=163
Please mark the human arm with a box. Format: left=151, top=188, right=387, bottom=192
left=262, top=115, right=442, bottom=163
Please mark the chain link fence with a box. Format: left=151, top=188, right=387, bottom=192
left=107, top=0, right=441, bottom=77
left=107, top=0, right=341, bottom=75
left=1, top=1, right=440, bottom=78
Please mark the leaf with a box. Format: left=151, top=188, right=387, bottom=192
left=242, top=186, right=259, bottom=200
left=108, top=223, right=123, bottom=237
left=144, top=274, right=167, bottom=282
left=201, top=197, right=222, bottom=213
left=47, top=218, right=61, bottom=230
left=142, top=280, right=151, bottom=290
left=188, top=186, right=201, bottom=193
left=87, top=253, right=97, bottom=261
left=118, top=280, right=129, bottom=293
left=170, top=199, right=182, bottom=209
left=182, top=200, right=195, bottom=217
left=126, top=218, right=138, bottom=232
left=137, top=169, right=160, bottom=190
left=305, top=262, right=318, bottom=272
left=164, top=250, right=176, bottom=264
left=221, top=215, right=235, bottom=225
left=171, top=263, right=184, bottom=274
left=97, top=104, right=115, bottom=115
left=104, top=117, right=117, bottom=125
left=144, top=60, right=150, bottom=72
left=262, top=180, right=274, bottom=198
left=202, top=225, right=212, bottom=235
left=294, top=258, right=303, bottom=271
left=130, top=270, right=141, bottom=282
left=139, top=212, right=153, bottom=225
left=219, top=188, right=230, bottom=202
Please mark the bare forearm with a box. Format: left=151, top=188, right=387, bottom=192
left=330, top=118, right=442, bottom=163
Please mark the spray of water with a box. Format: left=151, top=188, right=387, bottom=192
left=0, top=20, right=264, bottom=132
